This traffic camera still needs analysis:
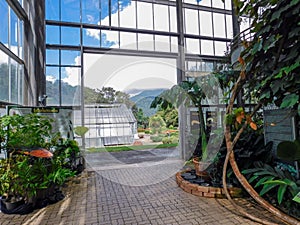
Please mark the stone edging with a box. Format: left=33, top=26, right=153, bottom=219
left=176, top=170, right=242, bottom=198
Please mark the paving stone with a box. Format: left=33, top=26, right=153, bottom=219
left=0, top=160, right=288, bottom=225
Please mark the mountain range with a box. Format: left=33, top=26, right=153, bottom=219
left=127, top=88, right=166, bottom=117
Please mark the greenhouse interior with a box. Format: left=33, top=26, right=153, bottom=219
left=0, top=0, right=299, bottom=224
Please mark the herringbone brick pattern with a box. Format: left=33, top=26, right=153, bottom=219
left=0, top=169, right=286, bottom=225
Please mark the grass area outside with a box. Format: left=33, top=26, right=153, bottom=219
left=86, top=143, right=178, bottom=153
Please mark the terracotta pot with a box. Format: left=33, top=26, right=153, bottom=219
left=192, top=158, right=210, bottom=177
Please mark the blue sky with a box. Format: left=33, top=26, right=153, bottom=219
left=43, top=0, right=234, bottom=90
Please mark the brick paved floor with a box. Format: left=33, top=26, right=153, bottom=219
left=0, top=157, right=287, bottom=225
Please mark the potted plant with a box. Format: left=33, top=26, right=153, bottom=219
left=0, top=155, right=26, bottom=210
left=0, top=113, right=76, bottom=213
left=151, top=75, right=221, bottom=175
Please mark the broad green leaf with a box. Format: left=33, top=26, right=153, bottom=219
left=248, top=175, right=258, bottom=183
left=255, top=176, right=274, bottom=188
left=260, top=183, right=278, bottom=196
left=277, top=184, right=287, bottom=204
left=280, top=94, right=299, bottom=108
left=263, top=180, right=288, bottom=185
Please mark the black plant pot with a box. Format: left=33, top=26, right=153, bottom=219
left=1, top=196, right=25, bottom=211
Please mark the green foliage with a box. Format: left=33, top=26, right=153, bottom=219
left=151, top=75, right=222, bottom=160
left=149, top=115, right=166, bottom=134
left=156, top=106, right=178, bottom=128
left=235, top=0, right=300, bottom=111
left=0, top=114, right=77, bottom=202
left=0, top=114, right=59, bottom=151
left=74, top=126, right=89, bottom=137
left=162, top=136, right=178, bottom=145
left=277, top=139, right=300, bottom=162
left=243, top=162, right=300, bottom=205
left=150, top=134, right=164, bottom=143
left=94, top=87, right=135, bottom=108
left=133, top=107, right=149, bottom=129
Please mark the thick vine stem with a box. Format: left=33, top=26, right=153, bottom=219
left=222, top=88, right=300, bottom=224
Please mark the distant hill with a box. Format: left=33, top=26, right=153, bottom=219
left=128, top=88, right=166, bottom=117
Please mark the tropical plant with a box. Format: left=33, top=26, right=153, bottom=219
left=0, top=113, right=59, bottom=153
left=221, top=0, right=300, bottom=223
left=243, top=162, right=299, bottom=204
left=151, top=75, right=220, bottom=162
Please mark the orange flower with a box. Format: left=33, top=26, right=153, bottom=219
left=250, top=122, right=257, bottom=130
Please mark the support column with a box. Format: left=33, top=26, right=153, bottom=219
left=176, top=0, right=189, bottom=160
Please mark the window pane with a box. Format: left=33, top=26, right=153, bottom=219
left=46, top=66, right=60, bottom=105
left=155, top=35, right=170, bottom=52
left=240, top=16, right=251, bottom=32
left=19, top=21, right=23, bottom=59
left=169, top=6, right=177, bottom=33
left=225, top=0, right=232, bottom=10
left=138, top=33, right=154, bottom=51
left=199, top=0, right=211, bottom=7
left=200, top=11, right=212, bottom=36
left=10, top=61, right=18, bottom=103
left=137, top=2, right=153, bottom=30
left=171, top=36, right=178, bottom=52
left=61, top=26, right=80, bottom=45
left=61, top=50, right=81, bottom=66
left=213, top=13, right=226, bottom=38
left=201, top=40, right=214, bottom=55
left=111, top=0, right=120, bottom=27
left=185, top=9, right=199, bottom=35
left=226, top=15, right=233, bottom=38
left=46, top=49, right=59, bottom=65
left=61, top=0, right=80, bottom=22
left=154, top=4, right=169, bottom=32
left=120, top=32, right=137, bottom=49
left=0, top=51, right=9, bottom=102
left=214, top=41, right=227, bottom=56
left=82, top=0, right=100, bottom=24
left=62, top=67, right=81, bottom=106
left=0, top=0, right=8, bottom=44
left=212, top=0, right=224, bottom=9
left=10, top=9, right=18, bottom=50
left=183, top=0, right=197, bottom=4
left=186, top=38, right=200, bottom=54
left=46, top=0, right=59, bottom=20
left=101, top=30, right=119, bottom=48
left=83, top=28, right=101, bottom=47
left=46, top=25, right=60, bottom=44
left=120, top=0, right=136, bottom=28
left=100, top=0, right=110, bottom=26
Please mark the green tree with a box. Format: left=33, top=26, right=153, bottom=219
left=133, top=107, right=149, bottom=129
left=156, top=106, right=178, bottom=128
left=149, top=115, right=166, bottom=134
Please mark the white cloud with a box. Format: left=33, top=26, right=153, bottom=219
left=61, top=56, right=81, bottom=86
left=0, top=45, right=22, bottom=64
left=46, top=75, right=56, bottom=83
left=84, top=54, right=177, bottom=91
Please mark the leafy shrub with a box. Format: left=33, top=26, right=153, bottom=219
left=144, top=129, right=151, bottom=134
left=162, top=136, right=178, bottom=144
left=150, top=135, right=164, bottom=142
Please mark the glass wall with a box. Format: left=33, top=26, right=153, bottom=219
left=0, top=0, right=24, bottom=105
left=45, top=0, right=233, bottom=106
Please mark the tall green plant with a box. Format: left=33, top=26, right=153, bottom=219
left=151, top=75, right=221, bottom=161
left=0, top=114, right=59, bottom=152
